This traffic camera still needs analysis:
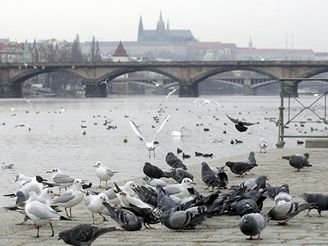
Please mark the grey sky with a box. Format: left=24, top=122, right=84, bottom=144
left=1, top=0, right=328, bottom=51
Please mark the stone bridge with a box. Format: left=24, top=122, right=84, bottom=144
left=0, top=60, right=328, bottom=97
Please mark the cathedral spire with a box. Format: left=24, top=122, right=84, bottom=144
left=138, top=16, right=144, bottom=41
left=157, top=11, right=165, bottom=32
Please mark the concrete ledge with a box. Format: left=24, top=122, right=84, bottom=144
left=306, top=139, right=328, bottom=148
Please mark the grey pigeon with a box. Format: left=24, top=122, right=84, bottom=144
left=225, top=152, right=257, bottom=176
left=239, top=213, right=267, bottom=240
left=226, top=114, right=259, bottom=132
left=265, top=184, right=289, bottom=200
left=300, top=193, right=328, bottom=216
left=237, top=176, right=268, bottom=191
left=167, top=168, right=194, bottom=183
left=58, top=224, right=116, bottom=246
left=267, top=200, right=317, bottom=225
left=161, top=206, right=207, bottom=230
left=166, top=152, right=187, bottom=170
left=102, top=202, right=142, bottom=231
left=201, top=162, right=228, bottom=191
left=282, top=153, right=311, bottom=171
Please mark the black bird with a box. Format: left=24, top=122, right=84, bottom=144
left=203, top=153, right=213, bottom=158
left=225, top=113, right=259, bottom=132
left=102, top=202, right=142, bottom=231
left=58, top=224, right=116, bottom=246
left=166, top=152, right=187, bottom=169
left=182, top=153, right=191, bottom=160
left=143, top=162, right=170, bottom=179
left=282, top=153, right=311, bottom=171
left=177, top=148, right=183, bottom=154
left=265, top=184, right=289, bottom=200
left=226, top=162, right=257, bottom=177
left=195, top=151, right=203, bottom=157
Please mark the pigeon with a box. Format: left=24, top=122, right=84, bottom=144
left=237, top=176, right=268, bottom=191
left=267, top=200, right=317, bottom=225
left=239, top=213, right=267, bottom=240
left=282, top=153, right=311, bottom=171
left=300, top=193, right=328, bottom=216
left=265, top=184, right=289, bottom=200
left=225, top=161, right=258, bottom=177
left=274, top=187, right=292, bottom=205
left=167, top=168, right=194, bottom=183
left=25, top=193, right=70, bottom=238
left=58, top=224, right=116, bottom=246
left=161, top=206, right=207, bottom=230
left=225, top=113, right=259, bottom=132
left=102, top=202, right=142, bottom=231
left=143, top=177, right=167, bottom=188
left=201, top=162, right=228, bottom=191
left=93, top=161, right=117, bottom=188
left=143, top=162, right=170, bottom=179
left=165, top=152, right=187, bottom=170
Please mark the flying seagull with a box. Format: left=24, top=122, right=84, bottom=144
left=166, top=87, right=177, bottom=98
left=129, top=115, right=170, bottom=158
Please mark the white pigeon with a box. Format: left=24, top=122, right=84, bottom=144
left=259, top=138, right=268, bottom=153
left=52, top=178, right=85, bottom=218
left=46, top=168, right=74, bottom=194
left=84, top=193, right=109, bottom=224
left=163, top=178, right=196, bottom=196
left=129, top=115, right=170, bottom=158
left=93, top=161, right=117, bottom=188
left=25, top=192, right=69, bottom=238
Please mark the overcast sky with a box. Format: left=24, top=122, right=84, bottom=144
left=1, top=0, right=328, bottom=51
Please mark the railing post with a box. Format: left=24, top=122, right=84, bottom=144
left=276, top=79, right=285, bottom=148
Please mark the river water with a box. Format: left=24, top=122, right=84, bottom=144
left=0, top=95, right=326, bottom=206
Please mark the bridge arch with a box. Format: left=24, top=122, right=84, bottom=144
left=96, top=67, right=181, bottom=84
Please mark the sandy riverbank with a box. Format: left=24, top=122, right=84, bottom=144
left=1, top=147, right=328, bottom=245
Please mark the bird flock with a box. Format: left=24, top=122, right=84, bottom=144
left=1, top=96, right=327, bottom=245
left=3, top=146, right=322, bottom=245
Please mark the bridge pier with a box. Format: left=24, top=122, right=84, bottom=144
left=283, top=81, right=298, bottom=97
left=85, top=83, right=107, bottom=97
left=178, top=84, right=199, bottom=97
left=0, top=83, right=22, bottom=98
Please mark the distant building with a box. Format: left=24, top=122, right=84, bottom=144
left=137, top=12, right=196, bottom=43
left=112, top=41, right=129, bottom=62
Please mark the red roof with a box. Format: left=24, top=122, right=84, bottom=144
left=113, top=41, right=128, bottom=56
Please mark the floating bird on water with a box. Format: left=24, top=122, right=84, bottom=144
left=129, top=115, right=170, bottom=158
left=170, top=126, right=186, bottom=137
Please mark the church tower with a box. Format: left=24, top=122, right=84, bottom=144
left=138, top=16, right=144, bottom=41
left=156, top=11, right=165, bottom=32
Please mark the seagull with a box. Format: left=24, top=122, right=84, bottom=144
left=15, top=173, right=33, bottom=187
left=151, top=80, right=160, bottom=87
left=129, top=115, right=170, bottom=158
left=163, top=178, right=196, bottom=196
left=84, top=193, right=109, bottom=224
left=2, top=162, right=14, bottom=170
left=52, top=178, right=85, bottom=218
left=259, top=138, right=268, bottom=153
left=166, top=87, right=177, bottom=98
left=25, top=193, right=70, bottom=238
left=58, top=224, right=116, bottom=245
left=46, top=168, right=74, bottom=194
left=93, top=161, right=117, bottom=188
